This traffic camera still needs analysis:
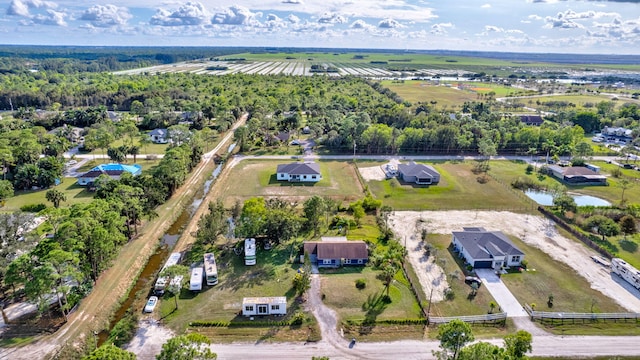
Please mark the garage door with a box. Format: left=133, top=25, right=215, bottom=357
left=474, top=260, right=492, bottom=268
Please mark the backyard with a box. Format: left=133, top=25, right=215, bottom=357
left=363, top=161, right=531, bottom=211
left=218, top=159, right=364, bottom=207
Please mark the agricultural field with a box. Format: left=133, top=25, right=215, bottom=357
left=362, top=161, right=531, bottom=212
left=217, top=160, right=364, bottom=207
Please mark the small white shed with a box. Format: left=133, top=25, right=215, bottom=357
left=242, top=297, right=287, bottom=316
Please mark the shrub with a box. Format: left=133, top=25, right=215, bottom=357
left=291, top=311, right=305, bottom=325
left=525, top=164, right=534, bottom=174
left=20, top=203, right=46, bottom=212
left=444, top=287, right=455, bottom=300
left=108, top=312, right=138, bottom=347
left=520, top=259, right=528, bottom=269
left=355, top=279, right=366, bottom=289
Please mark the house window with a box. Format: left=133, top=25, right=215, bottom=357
left=344, top=259, right=351, bottom=264
left=512, top=255, right=521, bottom=262
left=331, top=259, right=336, bottom=264
left=303, top=175, right=307, bottom=179
left=271, top=305, right=280, bottom=311
left=312, top=175, right=316, bottom=179
left=323, top=259, right=331, bottom=264
left=357, top=259, right=363, bottom=264
left=245, top=306, right=254, bottom=312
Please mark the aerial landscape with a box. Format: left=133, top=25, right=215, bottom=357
left=0, top=1, right=640, bottom=360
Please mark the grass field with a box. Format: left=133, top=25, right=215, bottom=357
left=2, top=177, right=94, bottom=212
left=364, top=161, right=531, bottom=211
left=80, top=138, right=169, bottom=157
left=218, top=160, right=364, bottom=207
left=533, top=94, right=638, bottom=109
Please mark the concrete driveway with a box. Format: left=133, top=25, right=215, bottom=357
left=475, top=268, right=528, bottom=317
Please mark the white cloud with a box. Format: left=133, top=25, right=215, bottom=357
left=287, top=14, right=300, bottom=23
left=264, top=13, right=285, bottom=28
left=528, top=14, right=543, bottom=21
left=281, top=0, right=303, bottom=3
left=481, top=4, right=491, bottom=8
left=318, top=12, right=347, bottom=24
left=32, top=9, right=66, bottom=26
left=150, top=2, right=210, bottom=26
left=350, top=19, right=374, bottom=30
left=484, top=25, right=504, bottom=32
left=430, top=22, right=453, bottom=35
left=212, top=5, right=261, bottom=26
left=7, top=0, right=57, bottom=17
left=378, top=18, right=402, bottom=28
left=79, top=5, right=131, bottom=28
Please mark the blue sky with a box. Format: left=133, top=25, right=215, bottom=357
left=1, top=0, right=639, bottom=54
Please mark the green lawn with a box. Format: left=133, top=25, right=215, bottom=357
left=533, top=94, right=636, bottom=110
left=75, top=158, right=161, bottom=175
left=80, top=138, right=169, bottom=156
left=321, top=267, right=422, bottom=322
left=364, top=161, right=531, bottom=211
left=426, top=235, right=498, bottom=317
left=159, top=241, right=302, bottom=334
left=2, top=177, right=94, bottom=212
left=219, top=160, right=364, bottom=207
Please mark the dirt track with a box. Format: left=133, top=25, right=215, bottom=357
left=0, top=116, right=246, bottom=360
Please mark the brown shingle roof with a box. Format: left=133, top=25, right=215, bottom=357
left=304, top=241, right=368, bottom=259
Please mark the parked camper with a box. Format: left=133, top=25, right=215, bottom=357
left=190, top=267, right=203, bottom=291
left=154, top=252, right=182, bottom=294
left=611, top=258, right=640, bottom=290
left=245, top=238, right=256, bottom=266
left=204, top=253, right=218, bottom=286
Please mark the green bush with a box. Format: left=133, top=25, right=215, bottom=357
left=20, top=203, right=47, bottom=212
left=355, top=278, right=366, bottom=289
left=108, top=313, right=138, bottom=347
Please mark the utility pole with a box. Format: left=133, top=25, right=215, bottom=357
left=353, top=141, right=356, bottom=162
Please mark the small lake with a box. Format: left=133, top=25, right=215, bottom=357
left=525, top=190, right=611, bottom=207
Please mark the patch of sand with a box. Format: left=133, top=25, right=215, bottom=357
left=359, top=159, right=401, bottom=182
left=126, top=319, right=174, bottom=359
left=389, top=211, right=640, bottom=312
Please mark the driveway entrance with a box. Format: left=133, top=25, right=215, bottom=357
left=475, top=269, right=528, bottom=317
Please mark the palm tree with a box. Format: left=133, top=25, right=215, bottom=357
left=45, top=189, right=66, bottom=208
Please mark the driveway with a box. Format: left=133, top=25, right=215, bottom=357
left=475, top=269, right=528, bottom=317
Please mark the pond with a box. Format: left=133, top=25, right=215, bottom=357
left=525, top=190, right=611, bottom=207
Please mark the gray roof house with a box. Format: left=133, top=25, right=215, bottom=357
left=149, top=128, right=168, bottom=144
left=276, top=162, right=322, bottom=182
left=397, top=162, right=440, bottom=185
left=452, top=227, right=524, bottom=269
left=303, top=238, right=368, bottom=268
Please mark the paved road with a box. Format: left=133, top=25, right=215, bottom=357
left=475, top=269, right=528, bottom=317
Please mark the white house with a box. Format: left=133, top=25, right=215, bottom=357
left=276, top=162, right=322, bottom=182
left=452, top=227, right=524, bottom=269
left=149, top=128, right=168, bottom=144
left=242, top=297, right=287, bottom=316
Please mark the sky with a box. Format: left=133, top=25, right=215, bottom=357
left=1, top=0, right=640, bottom=54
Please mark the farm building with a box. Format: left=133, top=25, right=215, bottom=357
left=149, top=128, right=168, bottom=144
left=397, top=162, right=440, bottom=185
left=303, top=237, right=368, bottom=268
left=77, top=163, right=142, bottom=186
left=519, top=115, right=544, bottom=126
left=276, top=162, right=322, bottom=182
left=547, top=165, right=607, bottom=185
left=242, top=297, right=287, bottom=316
left=452, top=227, right=524, bottom=269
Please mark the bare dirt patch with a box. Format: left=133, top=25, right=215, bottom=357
left=126, top=319, right=174, bottom=359
left=358, top=159, right=400, bottom=182
left=389, top=211, right=640, bottom=312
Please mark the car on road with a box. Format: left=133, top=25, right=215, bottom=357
left=143, top=296, right=158, bottom=313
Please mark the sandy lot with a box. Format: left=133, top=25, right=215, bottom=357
left=359, top=159, right=400, bottom=182
left=389, top=210, right=640, bottom=312
left=126, top=319, right=174, bottom=360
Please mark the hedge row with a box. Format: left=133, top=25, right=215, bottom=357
left=189, top=320, right=293, bottom=328
left=345, top=318, right=427, bottom=326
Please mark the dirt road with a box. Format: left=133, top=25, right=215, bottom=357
left=0, top=116, right=246, bottom=360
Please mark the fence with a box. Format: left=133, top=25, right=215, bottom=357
left=486, top=170, right=538, bottom=212
left=527, top=311, right=640, bottom=325
left=400, top=261, right=428, bottom=319
left=428, top=312, right=508, bottom=325
left=536, top=206, right=613, bottom=259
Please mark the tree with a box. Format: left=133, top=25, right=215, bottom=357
left=196, top=200, right=229, bottom=245
left=82, top=344, right=136, bottom=360
left=619, top=178, right=632, bottom=206
left=303, top=195, right=324, bottom=235
left=573, top=141, right=593, bottom=159
left=160, top=264, right=189, bottom=310
left=553, top=194, right=577, bottom=215
left=235, top=197, right=266, bottom=238
left=46, top=188, right=66, bottom=208
left=292, top=270, right=311, bottom=296
left=46, top=249, right=82, bottom=320
left=0, top=179, right=14, bottom=203
left=584, top=215, right=621, bottom=241
left=378, top=263, right=397, bottom=298
left=504, top=330, right=533, bottom=359
left=458, top=341, right=505, bottom=360
left=157, top=333, right=217, bottom=360
left=620, top=215, right=637, bottom=237
left=435, top=319, right=474, bottom=360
